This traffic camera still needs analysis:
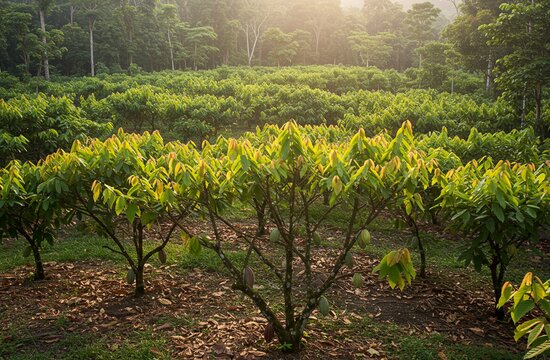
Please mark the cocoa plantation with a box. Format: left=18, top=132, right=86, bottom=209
left=1, top=0, right=549, bottom=359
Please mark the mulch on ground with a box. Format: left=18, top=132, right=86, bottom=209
left=0, top=244, right=524, bottom=359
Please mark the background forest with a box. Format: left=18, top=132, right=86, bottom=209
left=0, top=0, right=504, bottom=89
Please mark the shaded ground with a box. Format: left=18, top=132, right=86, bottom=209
left=0, top=250, right=523, bottom=359
left=2, top=212, right=544, bottom=359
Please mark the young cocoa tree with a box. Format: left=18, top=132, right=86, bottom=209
left=39, top=130, right=198, bottom=296
left=0, top=161, right=62, bottom=280
left=438, top=159, right=550, bottom=318
left=189, top=121, right=428, bottom=352
left=393, top=147, right=462, bottom=278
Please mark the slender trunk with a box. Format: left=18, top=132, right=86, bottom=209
left=521, top=83, right=527, bottom=128
left=490, top=261, right=505, bottom=320
left=89, top=18, right=95, bottom=77
left=396, top=48, right=401, bottom=71
left=248, top=29, right=260, bottom=66
left=20, top=229, right=45, bottom=280
left=134, top=264, right=145, bottom=297
left=134, top=224, right=145, bottom=297
left=534, top=83, right=545, bottom=139
left=323, top=191, right=330, bottom=206
left=193, top=43, right=197, bottom=70
left=409, top=215, right=426, bottom=278
left=70, top=6, right=75, bottom=25
left=417, top=236, right=426, bottom=278
left=486, top=53, right=493, bottom=95
left=314, top=27, right=321, bottom=63
left=254, top=199, right=268, bottom=236
left=246, top=25, right=251, bottom=66
left=31, top=243, right=45, bottom=280
left=128, top=32, right=133, bottom=65
left=168, top=30, right=175, bottom=71
left=23, top=53, right=30, bottom=73
left=39, top=9, right=50, bottom=81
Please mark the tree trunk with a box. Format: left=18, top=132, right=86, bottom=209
left=521, top=83, right=527, bottom=128
left=194, top=43, right=197, bottom=70
left=133, top=223, right=145, bottom=297
left=323, top=191, right=330, bottom=206
left=277, top=330, right=303, bottom=353
left=489, top=259, right=505, bottom=320
left=168, top=30, right=175, bottom=71
left=39, top=9, right=50, bottom=81
left=534, top=83, right=545, bottom=139
left=246, top=25, right=252, bottom=66
left=314, top=27, right=321, bottom=63
left=409, top=215, right=426, bottom=278
left=134, top=264, right=145, bottom=297
left=31, top=243, right=45, bottom=280
left=254, top=199, right=268, bottom=236
left=128, top=32, right=133, bottom=65
left=89, top=18, right=95, bottom=76
left=70, top=6, right=75, bottom=25
left=485, top=53, right=493, bottom=95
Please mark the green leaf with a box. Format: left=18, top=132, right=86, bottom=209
left=539, top=299, right=550, bottom=316
left=511, top=299, right=535, bottom=323
left=23, top=246, right=32, bottom=258
left=497, top=282, right=514, bottom=308
left=492, top=203, right=505, bottom=222
left=141, top=211, right=157, bottom=226
left=126, top=203, right=138, bottom=224
left=115, top=197, right=126, bottom=216
left=524, top=340, right=550, bottom=359
left=495, top=190, right=506, bottom=209
left=516, top=319, right=543, bottom=334
left=527, top=323, right=545, bottom=348
left=185, top=237, right=202, bottom=256
left=44, top=232, right=54, bottom=246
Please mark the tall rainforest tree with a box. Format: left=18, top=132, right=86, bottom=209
left=290, top=0, right=343, bottom=63
left=116, top=2, right=139, bottom=66
left=481, top=0, right=550, bottom=139
left=0, top=1, right=7, bottom=70
left=180, top=25, right=218, bottom=70
left=348, top=31, right=396, bottom=68
left=362, top=0, right=405, bottom=35
left=262, top=27, right=300, bottom=66
left=405, top=2, right=441, bottom=67
left=74, top=0, right=107, bottom=76
left=241, top=0, right=272, bottom=66
left=157, top=4, right=180, bottom=71
left=36, top=0, right=54, bottom=79
left=444, top=0, right=505, bottom=95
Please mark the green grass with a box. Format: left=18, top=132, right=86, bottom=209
left=0, top=234, right=122, bottom=273
left=396, top=334, right=521, bottom=360
left=314, top=202, right=549, bottom=288
left=1, top=330, right=170, bottom=360
left=341, top=315, right=522, bottom=360
left=0, top=227, right=248, bottom=275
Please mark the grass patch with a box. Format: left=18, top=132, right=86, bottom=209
left=1, top=330, right=170, bottom=360
left=0, top=234, right=121, bottom=273
left=396, top=335, right=521, bottom=360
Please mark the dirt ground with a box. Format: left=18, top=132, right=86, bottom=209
left=0, top=247, right=523, bottom=359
